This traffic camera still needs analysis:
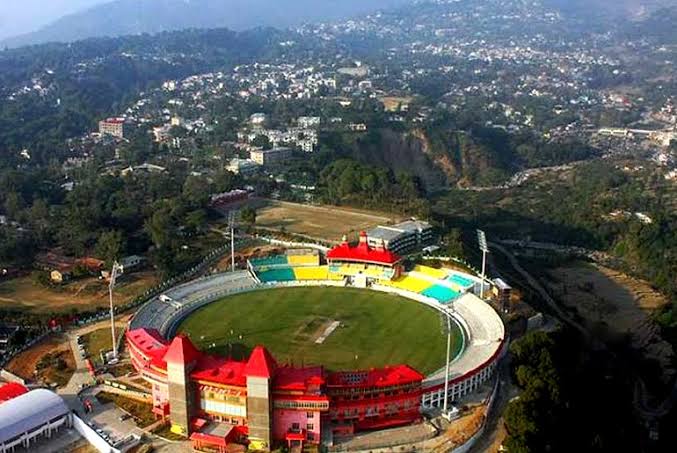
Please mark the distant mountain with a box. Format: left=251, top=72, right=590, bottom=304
left=1, top=0, right=409, bottom=49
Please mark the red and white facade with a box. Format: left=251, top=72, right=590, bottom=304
left=126, top=329, right=424, bottom=451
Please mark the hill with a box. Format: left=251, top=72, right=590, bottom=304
left=1, top=0, right=409, bottom=49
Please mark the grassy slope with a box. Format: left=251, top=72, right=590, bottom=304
left=178, top=287, right=463, bottom=375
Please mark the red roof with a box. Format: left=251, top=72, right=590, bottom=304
left=327, top=231, right=401, bottom=266
left=191, top=356, right=247, bottom=387
left=327, top=365, right=424, bottom=388
left=274, top=366, right=325, bottom=392
left=127, top=328, right=169, bottom=361
left=245, top=346, right=277, bottom=378
left=0, top=383, right=28, bottom=403
left=163, top=335, right=202, bottom=365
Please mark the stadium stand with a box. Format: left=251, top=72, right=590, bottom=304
left=447, top=273, right=475, bottom=288
left=257, top=267, right=297, bottom=283
left=422, top=293, right=505, bottom=407
left=287, top=255, right=318, bottom=266
left=383, top=275, right=433, bottom=293
left=293, top=266, right=331, bottom=281
left=130, top=272, right=257, bottom=333
left=421, top=285, right=460, bottom=304
left=413, top=265, right=449, bottom=280
left=250, top=255, right=289, bottom=267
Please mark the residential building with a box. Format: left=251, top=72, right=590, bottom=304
left=98, top=118, right=128, bottom=138
left=250, top=147, right=293, bottom=167
left=227, top=158, right=260, bottom=176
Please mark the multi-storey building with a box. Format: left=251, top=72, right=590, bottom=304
left=250, top=147, right=293, bottom=167
left=126, top=329, right=423, bottom=451
left=98, top=117, right=127, bottom=138
left=367, top=220, right=434, bottom=255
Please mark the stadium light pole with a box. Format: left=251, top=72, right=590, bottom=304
left=228, top=210, right=236, bottom=272
left=477, top=229, right=489, bottom=299
left=109, top=261, right=124, bottom=360
left=443, top=309, right=451, bottom=417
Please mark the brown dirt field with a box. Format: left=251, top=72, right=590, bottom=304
left=379, top=96, right=414, bottom=112
left=213, top=244, right=283, bottom=272
left=253, top=199, right=400, bottom=243
left=0, top=271, right=159, bottom=314
left=5, top=334, right=74, bottom=386
left=546, top=262, right=674, bottom=376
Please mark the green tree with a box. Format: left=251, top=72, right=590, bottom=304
left=240, top=207, right=257, bottom=226
left=445, top=228, right=464, bottom=258
left=95, top=230, right=127, bottom=267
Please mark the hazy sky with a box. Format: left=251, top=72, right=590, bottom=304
left=0, top=0, right=108, bottom=40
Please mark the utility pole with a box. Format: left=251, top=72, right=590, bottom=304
left=109, top=262, right=124, bottom=360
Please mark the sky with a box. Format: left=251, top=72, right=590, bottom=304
left=0, top=0, right=108, bottom=40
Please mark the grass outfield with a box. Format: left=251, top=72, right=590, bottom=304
left=177, top=287, right=464, bottom=375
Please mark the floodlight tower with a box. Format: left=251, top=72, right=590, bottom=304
left=441, top=304, right=455, bottom=419
left=477, top=229, right=490, bottom=299
left=109, top=261, right=124, bottom=359
left=228, top=210, right=237, bottom=272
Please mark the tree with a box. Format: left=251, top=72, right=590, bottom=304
left=240, top=207, right=257, bottom=226
left=251, top=135, right=272, bottom=150
left=445, top=228, right=464, bottom=258
left=95, top=230, right=126, bottom=267
left=144, top=208, right=176, bottom=249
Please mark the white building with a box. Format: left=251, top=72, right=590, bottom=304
left=367, top=220, right=434, bottom=254
left=227, top=158, right=260, bottom=176
left=0, top=389, right=72, bottom=453
left=297, top=116, right=321, bottom=128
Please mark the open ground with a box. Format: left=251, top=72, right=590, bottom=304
left=0, top=271, right=159, bottom=313
left=252, top=199, right=401, bottom=243
left=178, top=287, right=463, bottom=374
left=5, top=334, right=75, bottom=387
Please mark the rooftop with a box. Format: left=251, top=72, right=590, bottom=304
left=0, top=390, right=70, bottom=444
left=245, top=346, right=277, bottom=379
left=0, top=383, right=28, bottom=403
left=327, top=365, right=424, bottom=389
left=163, top=335, right=202, bottom=365
left=327, top=232, right=402, bottom=266
left=274, top=366, right=325, bottom=392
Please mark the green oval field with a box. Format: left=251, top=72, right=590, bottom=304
left=177, top=286, right=464, bottom=374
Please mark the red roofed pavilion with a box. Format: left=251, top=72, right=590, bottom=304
left=327, top=231, right=402, bottom=266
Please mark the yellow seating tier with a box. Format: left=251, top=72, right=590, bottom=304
left=288, top=255, right=320, bottom=266
left=413, top=265, right=449, bottom=280
left=384, top=275, right=432, bottom=293
left=293, top=266, right=330, bottom=280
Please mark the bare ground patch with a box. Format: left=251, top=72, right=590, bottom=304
left=253, top=199, right=400, bottom=243
left=0, top=271, right=159, bottom=313
left=5, top=334, right=74, bottom=386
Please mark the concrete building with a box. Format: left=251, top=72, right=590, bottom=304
left=297, top=117, right=320, bottom=128
left=227, top=158, right=260, bottom=176
left=250, top=147, right=293, bottom=167
left=367, top=220, right=434, bottom=254
left=99, top=118, right=127, bottom=139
